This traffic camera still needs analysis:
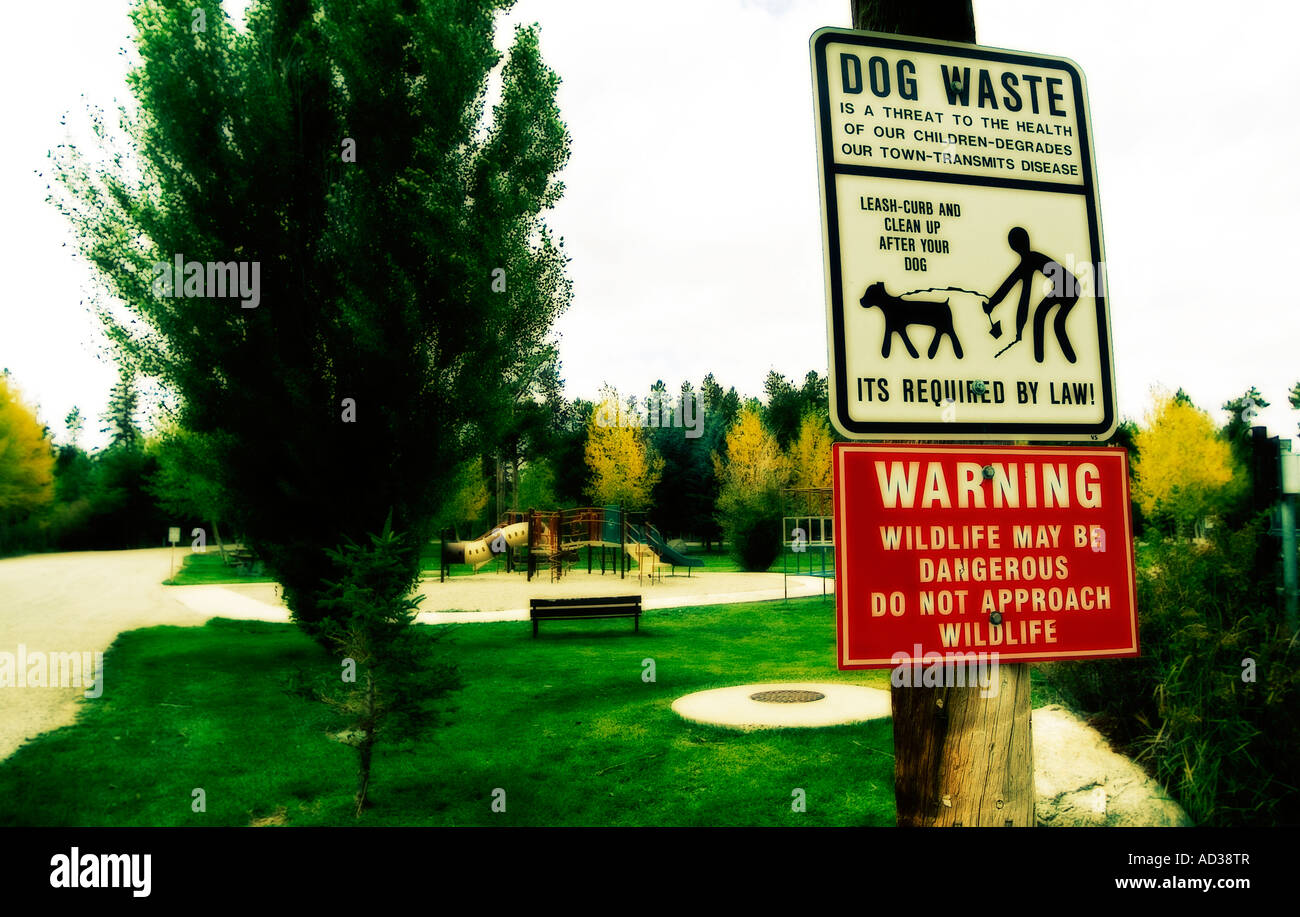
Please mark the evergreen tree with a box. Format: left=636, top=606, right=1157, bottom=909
left=551, top=397, right=594, bottom=507
left=1220, top=386, right=1270, bottom=519
left=52, top=0, right=572, bottom=640
left=101, top=371, right=143, bottom=453
left=54, top=407, right=94, bottom=506
left=697, top=373, right=740, bottom=550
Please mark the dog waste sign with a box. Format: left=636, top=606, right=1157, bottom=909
left=833, top=443, right=1138, bottom=668
left=811, top=28, right=1116, bottom=441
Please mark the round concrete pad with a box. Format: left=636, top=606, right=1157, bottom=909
left=672, top=682, right=891, bottom=731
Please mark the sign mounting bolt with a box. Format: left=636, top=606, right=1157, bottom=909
left=989, top=611, right=1003, bottom=626
left=982, top=464, right=995, bottom=480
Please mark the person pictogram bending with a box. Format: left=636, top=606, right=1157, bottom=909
left=984, top=227, right=1080, bottom=364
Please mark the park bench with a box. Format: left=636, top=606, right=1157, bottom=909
left=226, top=547, right=261, bottom=574
left=529, top=595, right=642, bottom=637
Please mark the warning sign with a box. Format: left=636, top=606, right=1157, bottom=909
left=833, top=443, right=1138, bottom=668
left=811, top=29, right=1117, bottom=441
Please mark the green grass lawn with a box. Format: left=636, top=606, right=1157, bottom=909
left=0, top=593, right=1070, bottom=826
left=0, top=596, right=911, bottom=826
left=700, top=549, right=836, bottom=576
left=163, top=552, right=277, bottom=586
left=679, top=548, right=762, bottom=573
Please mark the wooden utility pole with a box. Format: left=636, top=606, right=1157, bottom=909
left=846, top=0, right=1036, bottom=828
left=891, top=661, right=1034, bottom=826
left=851, top=0, right=975, bottom=42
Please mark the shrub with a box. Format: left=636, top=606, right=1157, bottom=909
left=719, top=487, right=783, bottom=572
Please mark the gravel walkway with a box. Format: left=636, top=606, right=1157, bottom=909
left=0, top=548, right=197, bottom=759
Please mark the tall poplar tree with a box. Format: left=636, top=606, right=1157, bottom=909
left=52, top=0, right=572, bottom=638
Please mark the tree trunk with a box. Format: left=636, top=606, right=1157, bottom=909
left=512, top=452, right=521, bottom=513
left=212, top=520, right=227, bottom=562
left=495, top=453, right=505, bottom=522
left=354, top=670, right=376, bottom=817
left=355, top=734, right=372, bottom=818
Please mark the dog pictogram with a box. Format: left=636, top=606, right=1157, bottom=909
left=859, top=281, right=964, bottom=360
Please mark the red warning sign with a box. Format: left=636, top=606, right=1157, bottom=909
left=833, top=443, right=1139, bottom=668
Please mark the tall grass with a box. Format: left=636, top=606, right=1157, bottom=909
left=1043, top=518, right=1299, bottom=825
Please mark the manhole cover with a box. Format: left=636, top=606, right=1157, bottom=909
left=749, top=689, right=826, bottom=704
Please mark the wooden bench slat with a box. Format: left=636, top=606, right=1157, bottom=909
left=529, top=595, right=642, bottom=637
left=532, top=613, right=640, bottom=620
left=533, top=602, right=639, bottom=612
left=530, top=596, right=640, bottom=609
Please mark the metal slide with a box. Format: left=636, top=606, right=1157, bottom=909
left=626, top=522, right=704, bottom=570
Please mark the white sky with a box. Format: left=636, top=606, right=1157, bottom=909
left=3, top=0, right=1298, bottom=450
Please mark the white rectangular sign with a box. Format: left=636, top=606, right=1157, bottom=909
left=811, top=28, right=1117, bottom=441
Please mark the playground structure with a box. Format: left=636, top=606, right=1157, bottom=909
left=439, top=506, right=703, bottom=584
left=782, top=487, right=835, bottom=599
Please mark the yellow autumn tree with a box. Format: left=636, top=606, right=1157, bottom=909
left=0, top=374, right=55, bottom=524
left=785, top=411, right=833, bottom=513
left=714, top=405, right=790, bottom=504
left=584, top=393, right=663, bottom=510
left=714, top=405, right=789, bottom=569
left=1132, top=390, right=1245, bottom=537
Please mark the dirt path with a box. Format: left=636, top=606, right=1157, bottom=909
left=0, top=548, right=199, bottom=760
